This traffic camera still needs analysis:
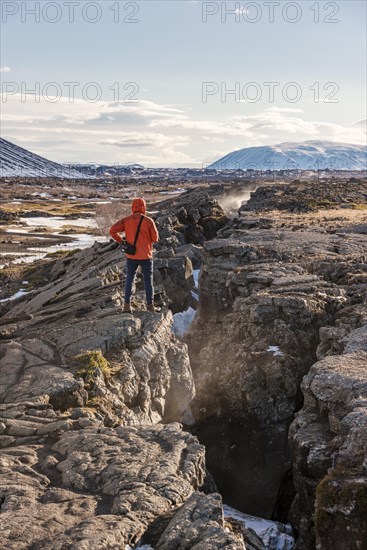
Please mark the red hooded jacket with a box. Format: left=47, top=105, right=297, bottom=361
left=109, top=198, right=159, bottom=260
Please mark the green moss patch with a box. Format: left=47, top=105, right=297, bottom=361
left=315, top=466, right=367, bottom=534
left=72, top=349, right=111, bottom=385
left=351, top=203, right=367, bottom=210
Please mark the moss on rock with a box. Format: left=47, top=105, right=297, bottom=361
left=73, top=349, right=111, bottom=385
left=315, top=466, right=367, bottom=549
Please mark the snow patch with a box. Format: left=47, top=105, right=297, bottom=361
left=20, top=216, right=97, bottom=229
left=1, top=230, right=108, bottom=267
left=223, top=505, right=295, bottom=550
left=193, top=269, right=200, bottom=289
left=31, top=192, right=50, bottom=198
left=159, top=188, right=186, bottom=195
left=0, top=289, right=29, bottom=303
left=172, top=269, right=200, bottom=336
left=267, top=345, right=284, bottom=356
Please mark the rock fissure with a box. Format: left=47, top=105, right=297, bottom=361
left=181, top=182, right=367, bottom=550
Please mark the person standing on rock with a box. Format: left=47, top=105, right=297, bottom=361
left=109, top=197, right=159, bottom=313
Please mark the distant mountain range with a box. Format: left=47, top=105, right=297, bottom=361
left=0, top=138, right=88, bottom=179
left=1, top=137, right=366, bottom=179
left=64, top=162, right=145, bottom=177
left=209, top=141, right=367, bottom=171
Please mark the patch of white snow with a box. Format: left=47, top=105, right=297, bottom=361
left=0, top=289, right=29, bottom=303
left=223, top=505, right=295, bottom=550
left=267, top=345, right=284, bottom=356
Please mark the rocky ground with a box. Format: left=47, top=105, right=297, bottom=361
left=1, top=180, right=366, bottom=549
left=186, top=180, right=367, bottom=549
left=240, top=179, right=367, bottom=213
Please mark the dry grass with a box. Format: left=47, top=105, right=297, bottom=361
left=94, top=202, right=131, bottom=236
left=246, top=207, right=367, bottom=231
left=1, top=200, right=94, bottom=217
left=0, top=264, right=25, bottom=282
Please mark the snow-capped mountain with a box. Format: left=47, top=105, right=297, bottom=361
left=209, top=141, right=367, bottom=171
left=0, top=138, right=88, bottom=179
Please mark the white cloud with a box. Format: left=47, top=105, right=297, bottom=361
left=0, top=66, right=11, bottom=73
left=1, top=92, right=365, bottom=167
left=265, top=106, right=304, bottom=113
left=99, top=133, right=190, bottom=150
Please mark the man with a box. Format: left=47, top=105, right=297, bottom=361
left=110, top=197, right=159, bottom=313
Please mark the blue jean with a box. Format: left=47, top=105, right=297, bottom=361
left=124, top=258, right=154, bottom=305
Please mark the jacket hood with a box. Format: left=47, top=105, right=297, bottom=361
left=131, top=197, right=146, bottom=215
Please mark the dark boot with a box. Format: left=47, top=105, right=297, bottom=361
left=147, top=303, right=161, bottom=313
left=123, top=302, right=132, bottom=314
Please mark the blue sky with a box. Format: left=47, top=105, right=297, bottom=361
left=1, top=0, right=366, bottom=166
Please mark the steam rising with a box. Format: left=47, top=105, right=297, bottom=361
left=216, top=190, right=253, bottom=217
